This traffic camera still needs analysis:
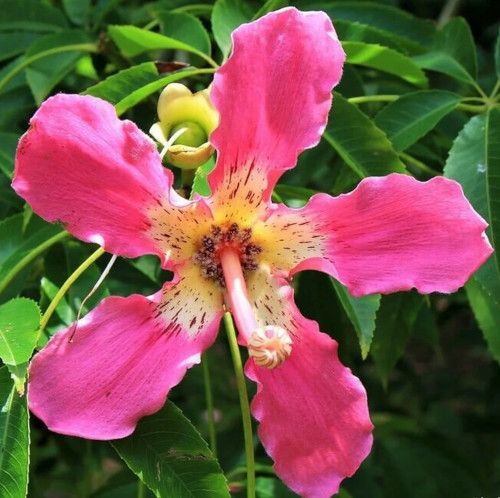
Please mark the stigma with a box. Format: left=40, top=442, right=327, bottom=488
left=248, top=326, right=292, bottom=368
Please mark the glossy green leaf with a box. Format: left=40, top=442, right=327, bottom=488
left=192, top=157, right=216, bottom=197
left=0, top=133, right=19, bottom=178
left=495, top=27, right=500, bottom=78
left=0, top=366, right=29, bottom=498
left=24, top=31, right=91, bottom=104
left=465, top=277, right=500, bottom=361
left=444, top=110, right=500, bottom=362
left=412, top=52, right=475, bottom=86
left=156, top=11, right=211, bottom=56
left=0, top=32, right=40, bottom=63
left=374, top=90, right=460, bottom=151
left=84, top=62, right=213, bottom=116
left=331, top=279, right=381, bottom=358
left=371, top=292, right=424, bottom=386
left=113, top=401, right=230, bottom=498
left=211, top=0, right=251, bottom=59
left=323, top=93, right=407, bottom=178
left=434, top=17, right=477, bottom=79
left=0, top=213, right=66, bottom=299
left=0, top=0, right=67, bottom=32
left=253, top=0, right=289, bottom=20
left=40, top=277, right=73, bottom=326
left=343, top=41, right=428, bottom=87
left=108, top=25, right=213, bottom=66
left=335, top=20, right=412, bottom=54
left=0, top=297, right=40, bottom=366
left=62, top=0, right=91, bottom=26
left=309, top=1, right=435, bottom=52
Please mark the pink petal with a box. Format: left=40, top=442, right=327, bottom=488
left=208, top=8, right=345, bottom=224
left=13, top=93, right=210, bottom=265
left=259, top=174, right=492, bottom=296
left=246, top=269, right=373, bottom=498
left=29, top=265, right=223, bottom=439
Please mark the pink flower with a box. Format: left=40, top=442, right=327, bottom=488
left=12, top=8, right=492, bottom=498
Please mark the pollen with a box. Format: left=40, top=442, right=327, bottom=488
left=194, top=222, right=262, bottom=285
left=248, top=326, right=292, bottom=369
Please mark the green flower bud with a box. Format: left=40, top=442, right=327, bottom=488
left=150, top=83, right=219, bottom=169
left=170, top=121, right=208, bottom=148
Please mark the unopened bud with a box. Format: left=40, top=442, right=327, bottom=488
left=151, top=83, right=218, bottom=169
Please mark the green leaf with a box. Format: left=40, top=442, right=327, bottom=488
left=312, top=1, right=435, bottom=53
left=411, top=18, right=478, bottom=87
left=465, top=277, right=500, bottom=361
left=323, top=93, right=407, bottom=178
left=495, top=27, right=500, bottom=78
left=40, top=277, right=74, bottom=325
left=253, top=0, right=289, bottom=20
left=156, top=11, right=211, bottom=56
left=331, top=279, right=380, bottom=358
left=444, top=110, right=500, bottom=362
left=0, top=0, right=67, bottom=32
left=0, top=133, right=19, bottom=178
left=371, top=292, right=424, bottom=386
left=0, top=213, right=67, bottom=299
left=108, top=25, right=213, bottom=66
left=412, top=52, right=475, bottom=87
left=211, top=0, right=251, bottom=59
left=434, top=17, right=477, bottom=79
left=335, top=20, right=412, bottom=54
left=62, top=0, right=91, bottom=26
left=25, top=31, right=91, bottom=104
left=113, top=401, right=230, bottom=498
left=0, top=298, right=40, bottom=367
left=374, top=90, right=460, bottom=152
left=0, top=32, right=40, bottom=63
left=192, top=157, right=216, bottom=197
left=343, top=41, right=428, bottom=87
left=0, top=366, right=29, bottom=498
left=84, top=62, right=213, bottom=116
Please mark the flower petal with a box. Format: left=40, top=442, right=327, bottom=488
left=257, top=174, right=492, bottom=296
left=208, top=8, right=345, bottom=224
left=13, top=93, right=211, bottom=267
left=245, top=268, right=373, bottom=498
left=29, top=264, right=223, bottom=440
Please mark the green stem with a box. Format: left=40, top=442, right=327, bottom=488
left=0, top=230, right=70, bottom=296
left=224, top=312, right=255, bottom=498
left=472, top=81, right=489, bottom=100
left=143, top=19, right=158, bottom=30
left=271, top=190, right=284, bottom=203
left=137, top=480, right=145, bottom=498
left=400, top=152, right=441, bottom=176
left=347, top=94, right=399, bottom=105
left=0, top=43, right=97, bottom=94
left=202, top=354, right=217, bottom=456
left=489, top=80, right=500, bottom=99
left=172, top=4, right=213, bottom=16
left=456, top=102, right=489, bottom=113
left=181, top=168, right=196, bottom=188
left=227, top=464, right=275, bottom=481
left=348, top=93, right=492, bottom=114
left=38, top=246, right=105, bottom=334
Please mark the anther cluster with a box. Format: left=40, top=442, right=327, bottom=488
left=194, top=223, right=262, bottom=285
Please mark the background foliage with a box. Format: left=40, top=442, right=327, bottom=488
left=0, top=0, right=499, bottom=497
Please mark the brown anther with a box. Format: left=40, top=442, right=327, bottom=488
left=194, top=222, right=262, bottom=285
